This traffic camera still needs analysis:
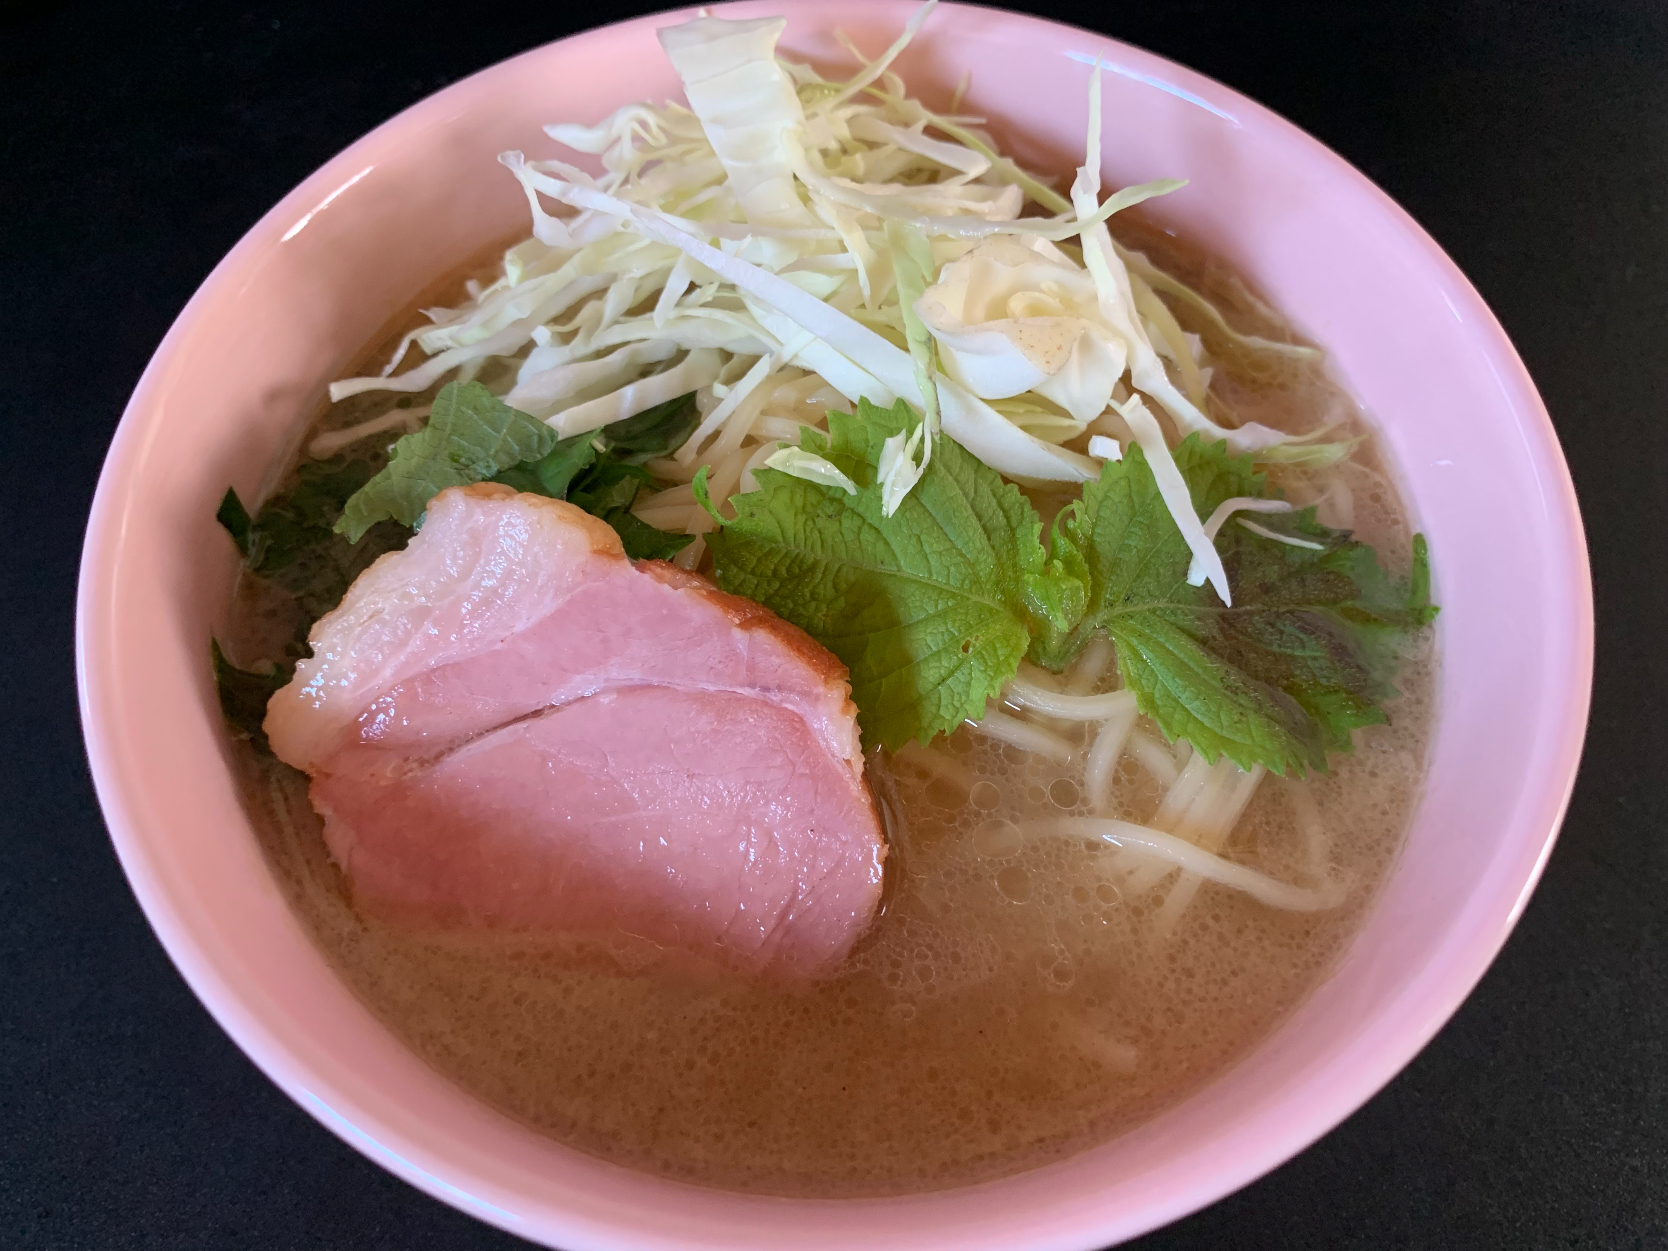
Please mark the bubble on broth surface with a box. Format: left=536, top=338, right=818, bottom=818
left=973, top=818, right=1024, bottom=858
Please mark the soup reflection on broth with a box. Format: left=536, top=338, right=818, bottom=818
left=215, top=6, right=1436, bottom=1198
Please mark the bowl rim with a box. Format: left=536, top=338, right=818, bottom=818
left=76, top=2, right=1593, bottom=1247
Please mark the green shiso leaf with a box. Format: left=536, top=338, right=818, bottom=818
left=1048, top=435, right=1437, bottom=775
left=705, top=397, right=1083, bottom=751
left=222, top=456, right=410, bottom=629
left=490, top=392, right=700, bottom=560
left=216, top=488, right=252, bottom=557
left=335, top=380, right=561, bottom=540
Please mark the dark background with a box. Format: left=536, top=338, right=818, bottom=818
left=4, top=0, right=1664, bottom=1247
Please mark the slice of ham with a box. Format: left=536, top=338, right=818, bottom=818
left=265, top=483, right=885, bottom=977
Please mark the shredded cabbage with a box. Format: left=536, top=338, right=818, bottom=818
left=1185, top=496, right=1294, bottom=586
left=658, top=17, right=822, bottom=230
left=763, top=445, right=858, bottom=494
left=1087, top=434, right=1122, bottom=462
left=324, top=4, right=1336, bottom=534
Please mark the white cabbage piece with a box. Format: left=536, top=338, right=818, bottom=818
left=657, top=16, right=820, bottom=230
left=328, top=273, right=618, bottom=402
left=792, top=149, right=1180, bottom=241
left=1115, top=395, right=1230, bottom=604
left=527, top=170, right=1095, bottom=482
left=1186, top=497, right=1294, bottom=585
left=817, top=176, right=1023, bottom=222
left=847, top=114, right=990, bottom=178
left=505, top=339, right=679, bottom=418
left=812, top=0, right=940, bottom=112
left=1087, top=434, right=1122, bottom=461
left=875, top=90, right=1078, bottom=218
left=877, top=423, right=928, bottom=515
left=1070, top=62, right=1236, bottom=602
left=547, top=348, right=725, bottom=437
left=884, top=217, right=941, bottom=511
left=1067, top=72, right=1286, bottom=456
left=545, top=103, right=666, bottom=163
left=745, top=296, right=896, bottom=410
left=678, top=350, right=780, bottom=464
left=1237, top=518, right=1324, bottom=550
left=915, top=236, right=1128, bottom=422
left=988, top=396, right=1089, bottom=444
left=763, top=446, right=858, bottom=495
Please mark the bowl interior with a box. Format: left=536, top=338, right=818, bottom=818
left=77, top=3, right=1590, bottom=1249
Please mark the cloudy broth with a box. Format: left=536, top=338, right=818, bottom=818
left=226, top=214, right=1434, bottom=1197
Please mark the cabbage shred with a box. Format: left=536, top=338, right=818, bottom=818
left=325, top=1, right=1325, bottom=551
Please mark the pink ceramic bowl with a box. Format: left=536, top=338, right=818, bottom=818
left=76, top=3, right=1592, bottom=1247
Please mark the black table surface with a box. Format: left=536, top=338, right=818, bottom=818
left=5, top=0, right=1664, bottom=1247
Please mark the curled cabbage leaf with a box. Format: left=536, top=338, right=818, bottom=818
left=915, top=237, right=1128, bottom=424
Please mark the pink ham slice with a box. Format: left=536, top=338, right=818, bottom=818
left=265, top=483, right=885, bottom=977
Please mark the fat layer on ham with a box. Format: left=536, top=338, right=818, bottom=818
left=265, top=483, right=886, bottom=977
